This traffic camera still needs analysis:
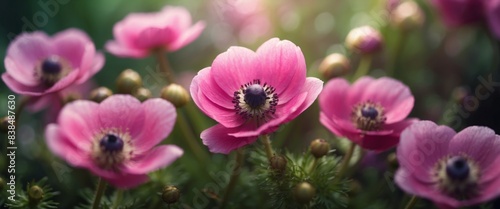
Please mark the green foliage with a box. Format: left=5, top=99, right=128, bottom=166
left=6, top=177, right=59, bottom=209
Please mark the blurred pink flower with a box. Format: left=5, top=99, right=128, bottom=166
left=395, top=121, right=500, bottom=208
left=432, top=0, right=500, bottom=38
left=190, top=38, right=323, bottom=154
left=45, top=95, right=183, bottom=188
left=106, top=6, right=205, bottom=58
left=2, top=29, right=104, bottom=96
left=319, top=76, right=416, bottom=151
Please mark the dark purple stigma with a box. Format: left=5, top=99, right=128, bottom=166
left=100, top=134, right=124, bottom=152
left=41, top=56, right=63, bottom=74
left=361, top=106, right=378, bottom=119
left=244, top=84, right=267, bottom=109
left=446, top=156, right=470, bottom=181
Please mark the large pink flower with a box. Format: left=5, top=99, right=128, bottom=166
left=190, top=38, right=323, bottom=154
left=395, top=121, right=500, bottom=208
left=431, top=0, right=500, bottom=38
left=319, top=76, right=416, bottom=151
left=105, top=6, right=205, bottom=58
left=2, top=29, right=104, bottom=96
left=45, top=95, right=183, bottom=188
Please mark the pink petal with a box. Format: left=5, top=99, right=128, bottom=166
left=57, top=100, right=100, bottom=152
left=283, top=77, right=323, bottom=120
left=211, top=46, right=258, bottom=95
left=256, top=38, right=306, bottom=103
left=168, top=21, right=206, bottom=51
left=44, top=69, right=80, bottom=94
left=133, top=98, right=177, bottom=153
left=5, top=32, right=52, bottom=85
left=448, top=126, right=500, bottom=169
left=360, top=77, right=414, bottom=123
left=357, top=133, right=400, bottom=151
left=103, top=173, right=149, bottom=189
left=134, top=27, right=176, bottom=49
left=194, top=67, right=235, bottom=109
left=320, top=112, right=355, bottom=142
left=124, top=145, right=183, bottom=174
left=486, top=0, right=500, bottom=39
left=2, top=73, right=45, bottom=96
left=52, top=29, right=93, bottom=69
left=319, top=78, right=351, bottom=120
left=346, top=76, right=375, bottom=107
left=45, top=124, right=91, bottom=167
left=75, top=52, right=105, bottom=84
left=197, top=92, right=245, bottom=128
left=105, top=41, right=149, bottom=58
left=397, top=121, right=454, bottom=182
left=201, top=124, right=257, bottom=154
left=98, top=95, right=145, bottom=137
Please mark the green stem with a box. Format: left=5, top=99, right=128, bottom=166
left=351, top=55, right=372, bottom=81
left=334, top=142, right=356, bottom=183
left=389, top=31, right=407, bottom=77
left=91, top=177, right=107, bottom=209
left=111, top=190, right=122, bottom=209
left=404, top=195, right=418, bottom=209
left=261, top=135, right=274, bottom=160
left=177, top=109, right=210, bottom=165
left=309, top=158, right=319, bottom=174
left=154, top=49, right=175, bottom=84
left=220, top=148, right=245, bottom=209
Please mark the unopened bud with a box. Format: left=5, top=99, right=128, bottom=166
left=391, top=1, right=424, bottom=31
left=161, top=83, right=190, bottom=108
left=90, top=87, right=113, bottom=103
left=116, top=69, right=142, bottom=94
left=134, top=87, right=152, bottom=102
left=451, top=86, right=469, bottom=104
left=310, top=139, right=330, bottom=158
left=319, top=53, right=351, bottom=79
left=294, top=182, right=316, bottom=204
left=162, top=185, right=180, bottom=204
left=28, top=185, right=44, bottom=204
left=345, top=26, right=382, bottom=54
left=0, top=177, right=5, bottom=190
left=270, top=155, right=287, bottom=173
left=387, top=152, right=399, bottom=171
left=0, top=116, right=9, bottom=133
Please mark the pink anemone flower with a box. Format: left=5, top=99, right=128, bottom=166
left=190, top=38, right=323, bottom=154
left=45, top=95, right=183, bottom=188
left=105, top=6, right=205, bottom=58
left=395, top=121, right=500, bottom=209
left=2, top=29, right=104, bottom=96
left=319, top=76, right=417, bottom=151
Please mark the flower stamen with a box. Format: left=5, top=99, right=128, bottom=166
left=352, top=101, right=386, bottom=131
left=434, top=155, right=480, bottom=200
left=232, top=79, right=279, bottom=122
left=91, top=129, right=133, bottom=170
left=34, top=55, right=72, bottom=86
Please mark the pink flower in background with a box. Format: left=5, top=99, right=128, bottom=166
left=2, top=29, right=104, bottom=96
left=45, top=95, right=183, bottom=188
left=190, top=38, right=323, bottom=154
left=105, top=6, right=205, bottom=58
left=431, top=0, right=500, bottom=38
left=319, top=76, right=416, bottom=151
left=395, top=121, right=500, bottom=208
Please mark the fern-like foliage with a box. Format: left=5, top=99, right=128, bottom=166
left=5, top=177, right=59, bottom=209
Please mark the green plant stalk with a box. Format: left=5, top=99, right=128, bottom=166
left=389, top=31, right=408, bottom=77
left=309, top=157, right=319, bottom=174
left=261, top=134, right=274, bottom=160
left=220, top=148, right=245, bottom=209
left=177, top=110, right=210, bottom=166
left=351, top=55, right=372, bottom=81
left=154, top=49, right=175, bottom=84
left=111, top=190, right=123, bottom=209
left=404, top=195, right=418, bottom=209
left=334, top=142, right=356, bottom=183
left=91, top=177, right=107, bottom=209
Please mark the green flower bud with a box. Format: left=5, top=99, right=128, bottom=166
left=387, top=152, right=399, bottom=171
left=319, top=53, right=351, bottom=80
left=90, top=87, right=113, bottom=103
left=294, top=182, right=316, bottom=204
left=310, top=139, right=330, bottom=158
left=270, top=155, right=287, bottom=174
left=162, top=185, right=180, bottom=204
left=345, top=26, right=382, bottom=54
left=161, top=83, right=190, bottom=108
left=0, top=116, right=9, bottom=133
left=116, top=69, right=142, bottom=94
left=28, top=185, right=44, bottom=204
left=134, top=87, right=152, bottom=102
left=391, top=1, right=424, bottom=31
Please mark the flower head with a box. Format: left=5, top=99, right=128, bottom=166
left=45, top=95, right=182, bottom=188
left=105, top=6, right=205, bottom=58
left=319, top=76, right=416, bottom=151
left=345, top=26, right=382, bottom=54
left=395, top=121, right=500, bottom=208
left=190, top=38, right=323, bottom=154
left=2, top=29, right=104, bottom=96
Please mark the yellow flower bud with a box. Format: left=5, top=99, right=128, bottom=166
left=161, top=83, right=190, bottom=108
left=116, top=69, right=142, bottom=94
left=319, top=53, right=351, bottom=80
left=90, top=87, right=113, bottom=103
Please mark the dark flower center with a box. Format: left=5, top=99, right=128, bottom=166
left=446, top=156, right=470, bottom=181
left=233, top=79, right=279, bottom=121
left=352, top=101, right=386, bottom=131
left=99, top=134, right=124, bottom=152
left=41, top=56, right=62, bottom=74
left=244, top=84, right=267, bottom=109
left=361, top=106, right=378, bottom=119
